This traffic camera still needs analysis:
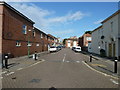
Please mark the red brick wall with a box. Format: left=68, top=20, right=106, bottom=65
left=1, top=5, right=44, bottom=57
left=0, top=5, right=3, bottom=54
left=0, top=4, right=51, bottom=58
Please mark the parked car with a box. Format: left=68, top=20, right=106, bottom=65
left=72, top=46, right=76, bottom=51
left=49, top=46, right=57, bottom=52
left=74, top=46, right=81, bottom=52
left=56, top=46, right=62, bottom=51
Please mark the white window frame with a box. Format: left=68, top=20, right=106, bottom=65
left=41, top=33, right=43, bottom=38
left=16, top=41, right=21, bottom=47
left=23, top=25, right=27, bottom=34
left=86, top=37, right=91, bottom=41
left=27, top=42, right=32, bottom=47
left=36, top=44, right=40, bottom=47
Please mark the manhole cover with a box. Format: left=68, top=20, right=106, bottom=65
left=29, top=79, right=41, bottom=83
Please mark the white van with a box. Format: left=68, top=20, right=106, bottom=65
left=74, top=46, right=81, bottom=52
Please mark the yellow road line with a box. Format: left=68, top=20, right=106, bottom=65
left=82, top=61, right=118, bottom=80
left=91, top=64, right=107, bottom=67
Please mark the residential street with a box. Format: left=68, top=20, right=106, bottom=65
left=2, top=48, right=118, bottom=88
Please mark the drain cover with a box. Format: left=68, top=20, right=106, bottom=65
left=29, top=79, right=41, bottom=83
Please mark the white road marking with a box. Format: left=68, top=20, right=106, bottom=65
left=110, top=79, right=119, bottom=85
left=59, top=54, right=66, bottom=70
left=17, top=68, right=23, bottom=71
left=66, top=61, right=70, bottom=63
left=76, top=61, right=80, bottom=63
left=6, top=72, right=14, bottom=76
left=28, top=60, right=45, bottom=68
left=0, top=71, right=7, bottom=75
left=63, top=54, right=66, bottom=62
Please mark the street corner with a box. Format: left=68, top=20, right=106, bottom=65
left=82, top=61, right=119, bottom=80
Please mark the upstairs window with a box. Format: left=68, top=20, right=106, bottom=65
left=111, top=22, right=113, bottom=32
left=68, top=40, right=70, bottom=43
left=22, top=25, right=27, bottom=34
left=45, top=35, right=47, bottom=40
left=41, top=33, right=43, bottom=38
left=86, top=37, right=91, bottom=41
left=33, top=30, right=35, bottom=37
left=16, top=41, right=21, bottom=47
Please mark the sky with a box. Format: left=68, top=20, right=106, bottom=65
left=8, top=2, right=119, bottom=39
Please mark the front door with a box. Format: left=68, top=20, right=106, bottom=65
left=113, top=43, right=116, bottom=57
left=109, top=43, right=112, bottom=57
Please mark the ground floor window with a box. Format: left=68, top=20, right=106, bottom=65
left=16, top=41, right=21, bottom=47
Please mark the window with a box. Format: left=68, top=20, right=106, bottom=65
left=111, top=22, right=113, bottom=32
left=22, top=25, right=27, bottom=34
left=16, top=41, right=21, bottom=47
left=36, top=44, right=39, bottom=47
left=45, top=35, right=47, bottom=40
left=33, top=30, right=35, bottom=37
left=86, top=37, right=91, bottom=41
left=68, top=40, right=70, bottom=43
left=41, top=33, right=43, bottom=38
left=27, top=42, right=32, bottom=47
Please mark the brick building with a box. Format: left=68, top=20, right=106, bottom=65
left=65, top=36, right=78, bottom=48
left=0, top=2, right=54, bottom=58
left=47, top=34, right=59, bottom=47
left=33, top=27, right=48, bottom=52
left=78, top=33, right=92, bottom=51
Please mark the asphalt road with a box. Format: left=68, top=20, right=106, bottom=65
left=2, top=48, right=118, bottom=88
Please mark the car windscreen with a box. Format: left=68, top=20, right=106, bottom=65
left=50, top=47, right=56, bottom=48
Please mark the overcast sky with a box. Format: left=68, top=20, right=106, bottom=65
left=7, top=2, right=119, bottom=39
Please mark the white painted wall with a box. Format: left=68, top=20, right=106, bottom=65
left=102, top=14, right=119, bottom=57
left=73, top=41, right=77, bottom=47
left=91, top=12, right=119, bottom=58
left=91, top=27, right=103, bottom=55
left=67, top=40, right=71, bottom=47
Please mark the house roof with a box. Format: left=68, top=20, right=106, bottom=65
left=101, top=10, right=120, bottom=23
left=48, top=34, right=57, bottom=39
left=0, top=1, right=35, bottom=24
left=92, top=25, right=102, bottom=33
left=34, top=27, right=47, bottom=35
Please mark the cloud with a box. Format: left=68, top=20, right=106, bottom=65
left=48, top=29, right=74, bottom=39
left=48, top=11, right=84, bottom=24
left=94, top=19, right=103, bottom=24
left=51, top=29, right=74, bottom=35
left=9, top=3, right=86, bottom=36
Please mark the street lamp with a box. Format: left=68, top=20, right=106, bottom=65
left=28, top=29, right=31, bottom=58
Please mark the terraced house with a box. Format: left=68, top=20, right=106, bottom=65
left=91, top=10, right=120, bottom=59
left=0, top=2, right=55, bottom=58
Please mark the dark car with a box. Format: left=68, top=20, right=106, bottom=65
left=72, top=47, right=76, bottom=51
left=56, top=46, right=62, bottom=51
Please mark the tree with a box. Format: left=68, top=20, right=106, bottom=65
left=63, top=39, right=67, bottom=45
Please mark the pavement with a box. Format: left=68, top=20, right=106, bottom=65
left=1, top=51, right=49, bottom=75
left=80, top=51, right=120, bottom=79
left=1, top=48, right=119, bottom=88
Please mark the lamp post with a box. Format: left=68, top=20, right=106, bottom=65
left=28, top=29, right=31, bottom=58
